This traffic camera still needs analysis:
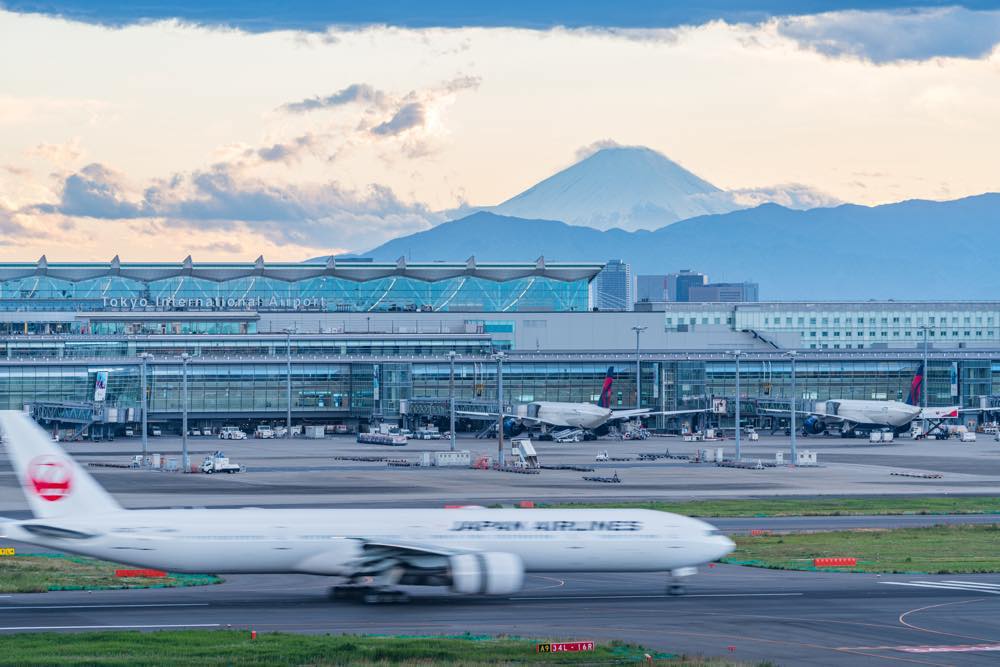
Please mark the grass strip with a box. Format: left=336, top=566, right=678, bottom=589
left=0, top=630, right=772, bottom=666
left=724, top=523, right=1000, bottom=574
left=546, top=496, right=1000, bottom=517
left=0, top=554, right=220, bottom=593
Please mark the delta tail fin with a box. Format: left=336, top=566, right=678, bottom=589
left=905, top=363, right=924, bottom=406
left=0, top=411, right=121, bottom=519
left=597, top=366, right=614, bottom=408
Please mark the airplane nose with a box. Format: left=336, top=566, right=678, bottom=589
left=713, top=535, right=736, bottom=561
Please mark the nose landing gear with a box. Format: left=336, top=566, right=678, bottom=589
left=667, top=566, right=697, bottom=596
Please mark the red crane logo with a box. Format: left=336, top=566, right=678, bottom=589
left=27, top=455, right=73, bottom=502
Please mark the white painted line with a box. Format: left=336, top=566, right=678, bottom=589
left=0, top=623, right=220, bottom=631
left=941, top=580, right=1000, bottom=589
left=0, top=603, right=210, bottom=611
left=880, top=582, right=1000, bottom=594
left=898, top=644, right=1000, bottom=654
left=512, top=593, right=803, bottom=601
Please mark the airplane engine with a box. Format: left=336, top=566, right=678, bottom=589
left=449, top=552, right=524, bottom=595
left=502, top=418, right=523, bottom=437
left=802, top=416, right=826, bottom=435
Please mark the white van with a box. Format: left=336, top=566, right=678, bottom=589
left=219, top=426, right=247, bottom=440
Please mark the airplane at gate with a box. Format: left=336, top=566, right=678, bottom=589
left=0, top=411, right=733, bottom=603
left=461, top=367, right=707, bottom=436
left=767, top=363, right=996, bottom=437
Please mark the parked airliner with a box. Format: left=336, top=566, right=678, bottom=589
left=462, top=367, right=707, bottom=436
left=767, top=364, right=994, bottom=437
left=0, top=411, right=733, bottom=603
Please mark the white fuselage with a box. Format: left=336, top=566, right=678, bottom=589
left=2, top=508, right=733, bottom=575
left=521, top=402, right=615, bottom=430
left=820, top=400, right=922, bottom=428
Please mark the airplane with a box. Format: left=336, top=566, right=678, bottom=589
left=0, top=411, right=734, bottom=603
left=765, top=363, right=995, bottom=438
left=461, top=367, right=708, bottom=437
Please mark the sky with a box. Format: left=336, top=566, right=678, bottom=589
left=1, top=2, right=999, bottom=261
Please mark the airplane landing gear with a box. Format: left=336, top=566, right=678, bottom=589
left=329, top=585, right=411, bottom=604
left=666, top=566, right=697, bottom=596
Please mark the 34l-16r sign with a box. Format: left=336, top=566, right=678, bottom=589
left=536, top=642, right=595, bottom=653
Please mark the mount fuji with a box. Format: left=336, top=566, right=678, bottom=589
left=491, top=146, right=836, bottom=232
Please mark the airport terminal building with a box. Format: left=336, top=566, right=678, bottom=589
left=2, top=258, right=1000, bottom=437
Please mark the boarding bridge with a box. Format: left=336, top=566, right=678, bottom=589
left=27, top=401, right=136, bottom=441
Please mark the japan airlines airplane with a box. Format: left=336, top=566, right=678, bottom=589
left=0, top=411, right=733, bottom=603
left=463, top=367, right=707, bottom=436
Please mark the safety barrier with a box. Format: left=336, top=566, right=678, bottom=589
left=115, top=569, right=167, bottom=578
left=813, top=557, right=857, bottom=567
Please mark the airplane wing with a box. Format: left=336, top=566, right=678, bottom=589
left=341, top=539, right=462, bottom=578
left=608, top=408, right=708, bottom=421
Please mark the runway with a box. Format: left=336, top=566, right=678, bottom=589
left=1, top=564, right=999, bottom=665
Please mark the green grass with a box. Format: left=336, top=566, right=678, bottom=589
left=0, top=554, right=220, bottom=593
left=724, top=523, right=1000, bottom=574
left=0, top=630, right=772, bottom=666
left=546, top=496, right=1000, bottom=517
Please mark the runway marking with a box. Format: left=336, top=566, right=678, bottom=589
left=0, top=603, right=210, bottom=611
left=898, top=598, right=998, bottom=644
left=881, top=581, right=1000, bottom=594
left=511, top=593, right=802, bottom=601
left=898, top=644, right=1000, bottom=654
left=0, top=623, right=220, bottom=631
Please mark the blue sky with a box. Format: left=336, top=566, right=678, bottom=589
left=1, top=1, right=999, bottom=260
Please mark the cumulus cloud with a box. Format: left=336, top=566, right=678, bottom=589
left=777, top=8, right=1000, bottom=63
left=729, top=183, right=841, bottom=210
left=29, top=162, right=439, bottom=249
left=0, top=205, right=44, bottom=242
left=252, top=133, right=321, bottom=163
left=32, top=163, right=148, bottom=218
left=280, top=83, right=388, bottom=113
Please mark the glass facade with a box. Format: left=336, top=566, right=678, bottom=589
left=0, top=268, right=593, bottom=314
left=6, top=356, right=999, bottom=428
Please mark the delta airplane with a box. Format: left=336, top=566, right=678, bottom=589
left=462, top=367, right=707, bottom=436
left=0, top=411, right=733, bottom=603
left=768, top=364, right=993, bottom=437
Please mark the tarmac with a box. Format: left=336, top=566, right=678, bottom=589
left=3, top=432, right=999, bottom=513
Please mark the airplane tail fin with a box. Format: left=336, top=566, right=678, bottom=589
left=0, top=411, right=121, bottom=519
left=905, top=363, right=924, bottom=406
left=597, top=366, right=614, bottom=408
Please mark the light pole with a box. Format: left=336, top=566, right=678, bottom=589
left=284, top=329, right=293, bottom=439
left=631, top=325, right=647, bottom=409
left=919, top=325, right=933, bottom=436
left=731, top=350, right=743, bottom=461
left=493, top=351, right=506, bottom=467
left=180, top=353, right=190, bottom=472
left=786, top=350, right=798, bottom=464
left=138, top=352, right=152, bottom=458
left=448, top=351, right=457, bottom=452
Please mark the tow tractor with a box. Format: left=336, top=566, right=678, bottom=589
left=200, top=451, right=243, bottom=474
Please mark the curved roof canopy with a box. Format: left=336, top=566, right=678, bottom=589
left=0, top=256, right=603, bottom=284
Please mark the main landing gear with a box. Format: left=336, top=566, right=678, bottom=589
left=329, top=585, right=411, bottom=604
left=667, top=566, right=697, bottom=596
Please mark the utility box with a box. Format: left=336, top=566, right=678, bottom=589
left=434, top=450, right=471, bottom=467
left=796, top=450, right=818, bottom=466
left=420, top=452, right=432, bottom=467
left=714, top=447, right=725, bottom=463
left=304, top=425, right=325, bottom=439
left=775, top=451, right=784, bottom=464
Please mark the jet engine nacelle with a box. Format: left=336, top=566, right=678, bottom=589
left=802, top=415, right=826, bottom=435
left=449, top=552, right=524, bottom=595
left=503, top=418, right=523, bottom=437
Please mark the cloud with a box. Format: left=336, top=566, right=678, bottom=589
left=252, top=133, right=321, bottom=163
left=280, top=83, right=388, bottom=113
left=729, top=183, right=842, bottom=210
left=574, top=139, right=623, bottom=161
left=30, top=162, right=439, bottom=249
left=26, top=138, right=84, bottom=166
left=32, top=163, right=148, bottom=218
left=777, top=8, right=1000, bottom=63
left=0, top=205, right=44, bottom=242
left=371, top=102, right=426, bottom=136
